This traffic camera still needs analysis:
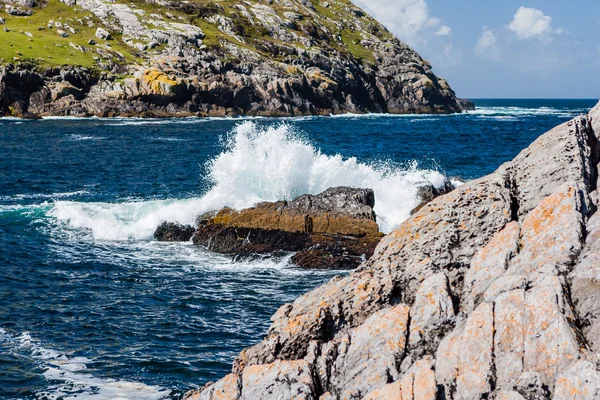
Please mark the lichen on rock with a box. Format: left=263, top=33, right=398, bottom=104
left=189, top=187, right=383, bottom=270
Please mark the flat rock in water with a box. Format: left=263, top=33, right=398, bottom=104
left=190, top=187, right=382, bottom=270
left=187, top=102, right=600, bottom=399
left=204, top=187, right=379, bottom=237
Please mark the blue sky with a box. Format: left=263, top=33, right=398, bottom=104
left=353, top=0, right=600, bottom=99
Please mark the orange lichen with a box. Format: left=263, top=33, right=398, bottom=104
left=141, top=68, right=179, bottom=95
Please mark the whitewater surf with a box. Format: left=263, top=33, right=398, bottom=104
left=46, top=121, right=450, bottom=240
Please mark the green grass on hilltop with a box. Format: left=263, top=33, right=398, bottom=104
left=340, top=29, right=375, bottom=63
left=0, top=0, right=391, bottom=70
left=0, top=0, right=138, bottom=68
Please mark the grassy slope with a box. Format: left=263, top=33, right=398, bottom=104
left=0, top=0, right=139, bottom=68
left=0, top=0, right=398, bottom=70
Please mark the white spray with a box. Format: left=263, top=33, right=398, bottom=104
left=51, top=122, right=449, bottom=240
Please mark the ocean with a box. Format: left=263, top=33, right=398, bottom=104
left=0, top=99, right=596, bottom=399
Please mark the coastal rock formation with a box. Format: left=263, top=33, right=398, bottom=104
left=186, top=103, right=600, bottom=399
left=154, top=222, right=195, bottom=242
left=156, top=184, right=454, bottom=269
left=0, top=0, right=473, bottom=117
left=190, top=187, right=383, bottom=269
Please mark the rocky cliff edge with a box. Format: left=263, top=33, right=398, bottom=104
left=0, top=0, right=472, bottom=117
left=186, top=102, right=600, bottom=399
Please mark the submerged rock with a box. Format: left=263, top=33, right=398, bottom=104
left=187, top=102, right=600, bottom=399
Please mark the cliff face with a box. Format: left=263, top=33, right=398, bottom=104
left=0, top=0, right=472, bottom=117
left=187, top=103, right=600, bottom=399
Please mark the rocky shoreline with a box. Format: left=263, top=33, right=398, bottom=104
left=0, top=0, right=473, bottom=118
left=156, top=185, right=453, bottom=270
left=0, top=60, right=473, bottom=119
left=183, top=103, right=600, bottom=399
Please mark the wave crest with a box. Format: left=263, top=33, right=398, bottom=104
left=49, top=122, right=449, bottom=239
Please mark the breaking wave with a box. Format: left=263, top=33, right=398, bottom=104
left=0, top=190, right=89, bottom=202
left=328, top=105, right=588, bottom=121
left=65, top=134, right=107, bottom=141
left=44, top=122, right=450, bottom=239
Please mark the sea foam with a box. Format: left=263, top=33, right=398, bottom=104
left=50, top=121, right=449, bottom=240
left=0, top=328, right=170, bottom=400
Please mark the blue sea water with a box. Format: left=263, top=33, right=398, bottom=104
left=0, top=99, right=596, bottom=399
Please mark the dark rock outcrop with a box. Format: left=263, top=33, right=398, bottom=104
left=0, top=64, right=44, bottom=116
left=190, top=187, right=383, bottom=269
left=410, top=179, right=456, bottom=215
left=290, top=234, right=381, bottom=270
left=186, top=103, right=600, bottom=399
left=154, top=222, right=195, bottom=242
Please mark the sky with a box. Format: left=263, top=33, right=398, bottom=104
left=352, top=0, right=600, bottom=99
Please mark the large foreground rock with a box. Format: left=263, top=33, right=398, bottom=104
left=186, top=102, right=600, bottom=399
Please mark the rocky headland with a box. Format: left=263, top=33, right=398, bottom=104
left=183, top=103, right=600, bottom=399
left=0, top=0, right=473, bottom=118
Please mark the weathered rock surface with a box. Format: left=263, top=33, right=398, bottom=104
left=187, top=103, right=600, bottom=399
left=189, top=187, right=383, bottom=269
left=93, top=27, right=108, bottom=40
left=0, top=0, right=472, bottom=118
left=201, top=187, right=379, bottom=237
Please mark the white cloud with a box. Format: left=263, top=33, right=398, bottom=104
left=436, top=25, right=451, bottom=36
left=352, top=0, right=450, bottom=45
left=476, top=26, right=500, bottom=60
left=508, top=7, right=559, bottom=39
left=427, top=17, right=442, bottom=28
